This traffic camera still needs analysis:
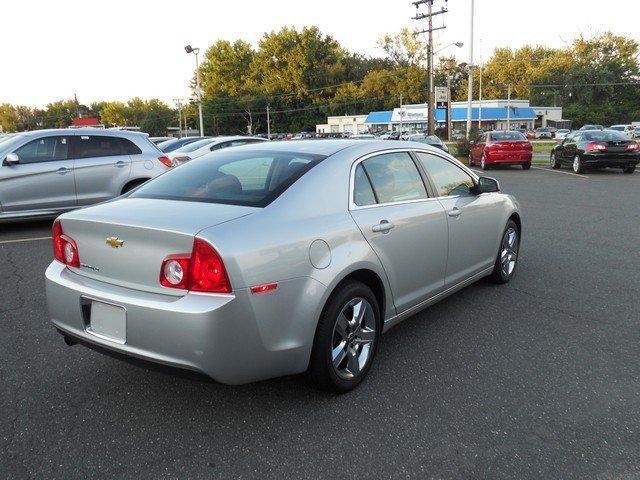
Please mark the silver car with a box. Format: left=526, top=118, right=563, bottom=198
left=0, top=128, right=170, bottom=221
left=46, top=140, right=521, bottom=391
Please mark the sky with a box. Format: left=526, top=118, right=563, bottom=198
left=1, top=0, right=639, bottom=108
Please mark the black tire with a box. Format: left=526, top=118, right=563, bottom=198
left=572, top=155, right=585, bottom=174
left=489, top=219, right=520, bottom=284
left=623, top=165, right=636, bottom=174
left=522, top=163, right=531, bottom=170
left=121, top=179, right=148, bottom=194
left=309, top=281, right=381, bottom=393
left=550, top=151, right=561, bottom=169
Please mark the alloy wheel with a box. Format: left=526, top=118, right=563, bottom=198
left=500, top=227, right=518, bottom=277
left=331, top=297, right=377, bottom=380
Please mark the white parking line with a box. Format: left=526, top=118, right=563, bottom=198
left=0, top=236, right=52, bottom=245
left=531, top=166, right=588, bottom=179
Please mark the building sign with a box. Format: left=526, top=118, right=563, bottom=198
left=435, top=87, right=448, bottom=108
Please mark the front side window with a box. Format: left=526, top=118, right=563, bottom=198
left=14, top=136, right=68, bottom=163
left=131, top=149, right=325, bottom=207
left=71, top=135, right=124, bottom=159
left=360, top=152, right=427, bottom=204
left=416, top=152, right=475, bottom=197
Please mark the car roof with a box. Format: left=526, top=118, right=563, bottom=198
left=18, top=128, right=148, bottom=139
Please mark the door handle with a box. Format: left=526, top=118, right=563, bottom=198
left=56, top=167, right=70, bottom=175
left=448, top=207, right=462, bottom=218
left=372, top=220, right=394, bottom=233
left=115, top=161, right=127, bottom=168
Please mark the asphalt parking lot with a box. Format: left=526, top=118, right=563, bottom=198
left=2, top=166, right=640, bottom=479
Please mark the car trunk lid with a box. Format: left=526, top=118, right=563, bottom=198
left=59, top=198, right=257, bottom=295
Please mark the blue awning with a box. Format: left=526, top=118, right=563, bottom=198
left=364, top=111, right=393, bottom=124
left=436, top=107, right=537, bottom=122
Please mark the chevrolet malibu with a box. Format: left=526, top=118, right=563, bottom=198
left=46, top=140, right=522, bottom=392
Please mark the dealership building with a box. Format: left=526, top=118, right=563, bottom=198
left=316, top=99, right=566, bottom=134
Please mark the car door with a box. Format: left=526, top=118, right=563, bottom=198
left=561, top=134, right=579, bottom=164
left=71, top=134, right=132, bottom=206
left=349, top=151, right=448, bottom=313
left=415, top=151, right=502, bottom=287
left=0, top=134, right=75, bottom=213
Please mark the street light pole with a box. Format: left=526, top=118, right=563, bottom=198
left=466, top=0, right=475, bottom=138
left=185, top=44, right=204, bottom=137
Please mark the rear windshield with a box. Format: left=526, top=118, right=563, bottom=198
left=490, top=132, right=525, bottom=141
left=131, top=149, right=325, bottom=207
left=583, top=131, right=628, bottom=141
left=174, top=138, right=215, bottom=153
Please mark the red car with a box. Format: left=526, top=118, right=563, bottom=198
left=469, top=131, right=533, bottom=170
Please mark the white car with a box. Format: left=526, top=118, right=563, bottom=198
left=167, top=136, right=267, bottom=165
left=608, top=125, right=635, bottom=139
left=555, top=129, right=571, bottom=140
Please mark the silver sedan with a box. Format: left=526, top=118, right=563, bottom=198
left=46, top=140, right=521, bottom=392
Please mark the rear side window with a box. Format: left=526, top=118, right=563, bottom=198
left=131, top=149, right=325, bottom=207
left=353, top=164, right=377, bottom=206
left=14, top=136, right=69, bottom=163
left=71, top=135, right=124, bottom=159
left=416, top=152, right=474, bottom=197
left=120, top=138, right=142, bottom=154
left=359, top=152, right=427, bottom=204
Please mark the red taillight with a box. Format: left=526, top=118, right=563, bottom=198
left=158, top=156, right=172, bottom=168
left=586, top=142, right=607, bottom=152
left=52, top=219, right=80, bottom=268
left=159, top=239, right=231, bottom=293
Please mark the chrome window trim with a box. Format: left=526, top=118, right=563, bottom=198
left=348, top=147, right=479, bottom=211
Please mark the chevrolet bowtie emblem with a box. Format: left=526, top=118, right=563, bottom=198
left=106, top=237, right=124, bottom=248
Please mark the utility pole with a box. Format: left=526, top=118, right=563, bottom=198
left=399, top=93, right=404, bottom=133
left=446, top=75, right=452, bottom=141
left=73, top=92, right=81, bottom=118
left=174, top=98, right=184, bottom=137
left=478, top=65, right=482, bottom=129
left=266, top=105, right=271, bottom=138
left=413, top=0, right=447, bottom=136
left=506, top=84, right=512, bottom=131
left=466, top=0, right=475, bottom=138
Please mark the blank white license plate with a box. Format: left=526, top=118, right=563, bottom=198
left=88, top=301, right=126, bottom=344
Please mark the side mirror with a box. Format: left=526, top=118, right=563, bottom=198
left=3, top=153, right=19, bottom=166
left=474, top=176, right=500, bottom=194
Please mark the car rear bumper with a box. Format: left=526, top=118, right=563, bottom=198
left=46, top=261, right=325, bottom=384
left=485, top=152, right=532, bottom=164
left=582, top=153, right=639, bottom=167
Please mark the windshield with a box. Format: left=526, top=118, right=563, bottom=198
left=409, top=135, right=441, bottom=144
left=131, top=149, right=326, bottom=207
left=583, top=131, right=628, bottom=141
left=156, top=138, right=181, bottom=151
left=174, top=138, right=217, bottom=153
left=608, top=126, right=624, bottom=131
left=0, top=133, right=27, bottom=152
left=490, top=132, right=526, bottom=141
